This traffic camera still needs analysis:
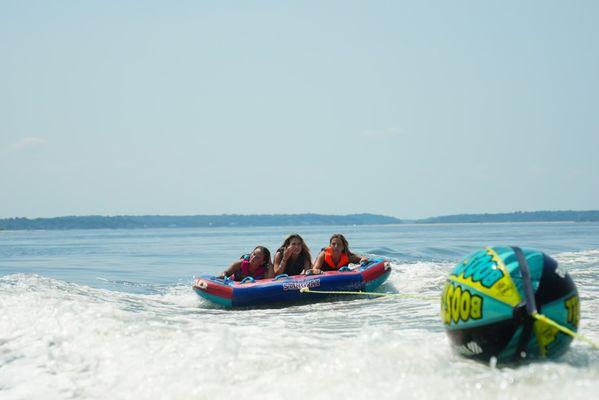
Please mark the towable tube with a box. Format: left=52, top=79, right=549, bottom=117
left=193, top=257, right=391, bottom=307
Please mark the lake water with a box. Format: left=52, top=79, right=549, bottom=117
left=1, top=222, right=598, bottom=399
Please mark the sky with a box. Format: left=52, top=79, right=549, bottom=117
left=1, top=1, right=598, bottom=220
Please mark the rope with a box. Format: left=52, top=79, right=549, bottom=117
left=299, top=287, right=435, bottom=300
left=299, top=288, right=599, bottom=350
left=532, top=312, right=599, bottom=350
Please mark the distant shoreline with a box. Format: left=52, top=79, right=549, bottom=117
left=1, top=210, right=598, bottom=231
left=415, top=210, right=599, bottom=224
left=0, top=213, right=401, bottom=231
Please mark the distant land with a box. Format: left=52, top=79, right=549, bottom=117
left=416, top=210, right=599, bottom=224
left=0, top=213, right=402, bottom=230
left=0, top=210, right=598, bottom=230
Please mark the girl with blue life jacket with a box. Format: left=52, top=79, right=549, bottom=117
left=273, top=234, right=312, bottom=276
left=219, top=246, right=273, bottom=281
left=309, top=234, right=368, bottom=274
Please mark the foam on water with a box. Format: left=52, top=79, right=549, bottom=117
left=2, top=251, right=598, bottom=400
left=555, top=249, right=599, bottom=268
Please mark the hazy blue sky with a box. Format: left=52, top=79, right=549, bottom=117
left=1, top=1, right=598, bottom=219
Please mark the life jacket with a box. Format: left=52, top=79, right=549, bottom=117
left=233, top=258, right=267, bottom=281
left=322, top=246, right=349, bottom=271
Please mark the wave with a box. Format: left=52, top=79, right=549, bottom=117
left=554, top=249, right=599, bottom=267
left=1, top=268, right=599, bottom=400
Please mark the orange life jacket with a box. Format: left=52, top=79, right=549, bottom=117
left=323, top=246, right=349, bottom=270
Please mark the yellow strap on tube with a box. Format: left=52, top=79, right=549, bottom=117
left=532, top=312, right=599, bottom=350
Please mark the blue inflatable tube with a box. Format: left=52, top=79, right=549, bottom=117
left=193, top=257, right=391, bottom=307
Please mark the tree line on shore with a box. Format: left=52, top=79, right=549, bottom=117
left=0, top=213, right=401, bottom=230
left=1, top=210, right=598, bottom=230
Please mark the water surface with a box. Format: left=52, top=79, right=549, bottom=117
left=1, top=223, right=598, bottom=399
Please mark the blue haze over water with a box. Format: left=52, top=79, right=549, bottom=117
left=1, top=222, right=599, bottom=399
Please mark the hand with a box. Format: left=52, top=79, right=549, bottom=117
left=283, top=246, right=295, bottom=261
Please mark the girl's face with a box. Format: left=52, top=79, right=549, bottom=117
left=330, top=238, right=345, bottom=253
left=250, top=248, right=266, bottom=266
left=287, top=238, right=303, bottom=255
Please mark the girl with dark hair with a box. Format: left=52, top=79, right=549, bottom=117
left=310, top=233, right=368, bottom=274
left=219, top=246, right=273, bottom=281
left=273, top=234, right=312, bottom=276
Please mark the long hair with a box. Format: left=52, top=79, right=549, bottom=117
left=278, top=234, right=312, bottom=265
left=329, top=233, right=353, bottom=256
left=253, top=245, right=271, bottom=268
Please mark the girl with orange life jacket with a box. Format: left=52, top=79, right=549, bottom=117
left=309, top=234, right=369, bottom=274
left=219, top=246, right=274, bottom=281
left=273, top=234, right=312, bottom=276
